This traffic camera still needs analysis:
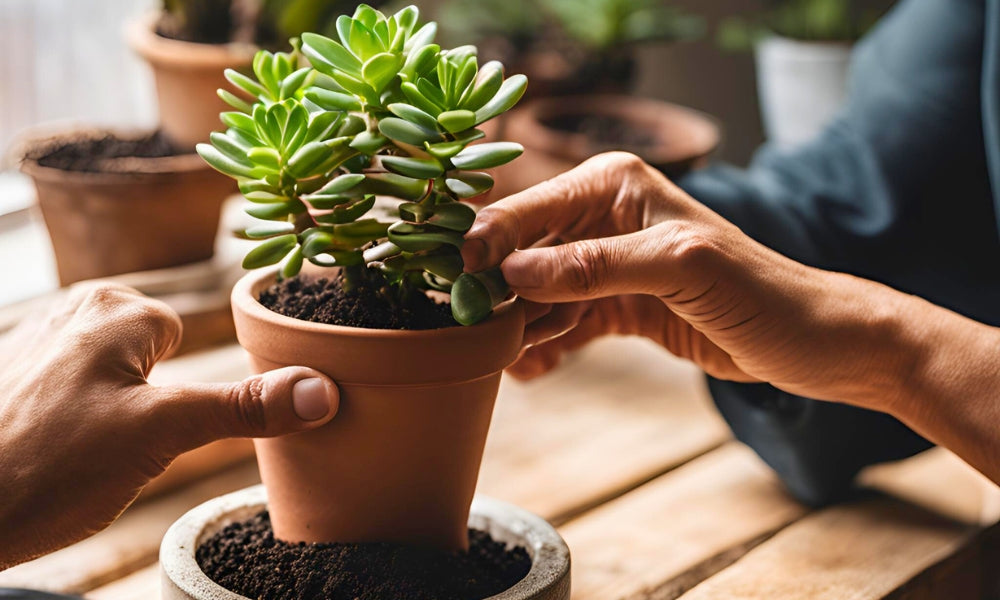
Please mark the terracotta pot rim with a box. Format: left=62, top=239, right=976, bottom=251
left=508, top=94, right=721, bottom=169
left=126, top=12, right=257, bottom=69
left=232, top=266, right=521, bottom=341
left=160, top=485, right=571, bottom=600
left=17, top=126, right=217, bottom=182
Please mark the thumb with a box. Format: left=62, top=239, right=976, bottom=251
left=147, top=366, right=340, bottom=456
left=500, top=226, right=685, bottom=303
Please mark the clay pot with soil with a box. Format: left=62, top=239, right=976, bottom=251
left=18, top=128, right=232, bottom=286
left=127, top=13, right=256, bottom=151
left=161, top=5, right=570, bottom=598
left=492, top=94, right=721, bottom=198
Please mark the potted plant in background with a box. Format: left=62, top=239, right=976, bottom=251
left=17, top=128, right=233, bottom=286
left=160, top=5, right=570, bottom=599
left=718, top=0, right=892, bottom=148
left=439, top=0, right=718, bottom=198
left=127, top=0, right=391, bottom=151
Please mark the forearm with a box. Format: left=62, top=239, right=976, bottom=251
left=817, top=274, right=1000, bottom=483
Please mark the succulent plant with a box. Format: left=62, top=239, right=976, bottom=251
left=198, top=4, right=527, bottom=326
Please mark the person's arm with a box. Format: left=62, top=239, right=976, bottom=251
left=0, top=283, right=340, bottom=569
left=464, top=152, right=1000, bottom=485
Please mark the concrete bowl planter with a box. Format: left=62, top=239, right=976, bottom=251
left=126, top=13, right=256, bottom=150
left=18, top=127, right=233, bottom=286
left=160, top=485, right=571, bottom=600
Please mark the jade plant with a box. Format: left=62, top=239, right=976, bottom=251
left=197, top=4, right=526, bottom=326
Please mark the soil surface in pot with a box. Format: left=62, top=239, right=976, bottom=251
left=543, top=114, right=659, bottom=156
left=197, top=511, right=531, bottom=600
left=32, top=131, right=182, bottom=172
left=259, top=274, right=457, bottom=330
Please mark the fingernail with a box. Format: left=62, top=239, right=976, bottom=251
left=292, top=378, right=332, bottom=421
left=462, top=238, right=488, bottom=272
left=502, top=250, right=543, bottom=288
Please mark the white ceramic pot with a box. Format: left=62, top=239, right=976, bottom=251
left=754, top=36, right=852, bottom=149
left=160, top=485, right=571, bottom=600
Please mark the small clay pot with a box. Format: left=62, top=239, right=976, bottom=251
left=230, top=268, right=525, bottom=551
left=492, top=95, right=720, bottom=198
left=127, top=13, right=256, bottom=150
left=19, top=128, right=232, bottom=286
left=160, top=485, right=570, bottom=600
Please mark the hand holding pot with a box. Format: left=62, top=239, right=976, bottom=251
left=0, top=283, right=339, bottom=569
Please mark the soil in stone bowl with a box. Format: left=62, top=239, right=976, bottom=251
left=29, top=131, right=184, bottom=173
left=197, top=511, right=532, bottom=600
left=259, top=274, right=457, bottom=330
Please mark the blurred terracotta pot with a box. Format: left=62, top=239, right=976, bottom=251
left=19, top=128, right=232, bottom=286
left=127, top=13, right=255, bottom=151
left=493, top=94, right=720, bottom=198
left=230, top=268, right=525, bottom=551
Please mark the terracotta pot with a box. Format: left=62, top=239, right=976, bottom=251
left=127, top=13, right=256, bottom=151
left=231, top=268, right=525, bottom=550
left=160, top=485, right=570, bottom=600
left=492, top=95, right=721, bottom=198
left=19, top=128, right=233, bottom=286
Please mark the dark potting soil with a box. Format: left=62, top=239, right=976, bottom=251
left=259, top=275, right=458, bottom=330
left=196, top=511, right=532, bottom=600
left=544, top=113, right=659, bottom=156
left=33, top=131, right=182, bottom=172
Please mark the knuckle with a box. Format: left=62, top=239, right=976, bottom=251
left=228, top=377, right=268, bottom=435
left=565, top=241, right=610, bottom=296
left=663, top=223, right=718, bottom=270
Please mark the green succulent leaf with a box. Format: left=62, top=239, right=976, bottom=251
left=243, top=234, right=298, bottom=269
left=404, top=22, right=437, bottom=52
left=349, top=130, right=388, bottom=154
left=197, top=143, right=254, bottom=178
left=427, top=201, right=476, bottom=231
left=314, top=194, right=376, bottom=224
left=245, top=222, right=296, bottom=238
left=437, top=109, right=476, bottom=133
left=245, top=200, right=306, bottom=220
left=399, top=43, right=440, bottom=83
left=305, top=88, right=363, bottom=112
left=473, top=74, right=528, bottom=124
left=378, top=117, right=443, bottom=146
left=381, top=155, right=443, bottom=179
left=459, top=61, right=504, bottom=111
left=357, top=172, right=428, bottom=200
left=450, top=142, right=523, bottom=170
left=221, top=111, right=257, bottom=136
left=218, top=89, right=252, bottom=113
left=225, top=69, right=267, bottom=99
left=317, top=173, right=366, bottom=194
left=387, top=222, right=465, bottom=251
left=450, top=273, right=492, bottom=325
left=362, top=52, right=403, bottom=91
left=388, top=103, right=439, bottom=132
left=445, top=171, right=494, bottom=198
left=400, top=81, right=444, bottom=116
left=280, top=246, right=305, bottom=279
left=301, top=33, right=363, bottom=76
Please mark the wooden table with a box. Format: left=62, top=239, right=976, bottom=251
left=2, top=337, right=998, bottom=599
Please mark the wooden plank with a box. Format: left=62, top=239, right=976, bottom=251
left=561, top=443, right=810, bottom=600
left=0, top=462, right=260, bottom=594
left=478, top=336, right=731, bottom=524
left=676, top=499, right=982, bottom=600
left=86, top=564, right=160, bottom=600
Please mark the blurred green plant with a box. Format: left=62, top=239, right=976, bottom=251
left=159, top=0, right=389, bottom=46
left=718, top=0, right=887, bottom=50
left=438, top=0, right=702, bottom=93
left=198, top=4, right=526, bottom=325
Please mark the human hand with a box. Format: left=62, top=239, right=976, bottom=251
left=0, top=283, right=339, bottom=568
left=462, top=152, right=911, bottom=405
